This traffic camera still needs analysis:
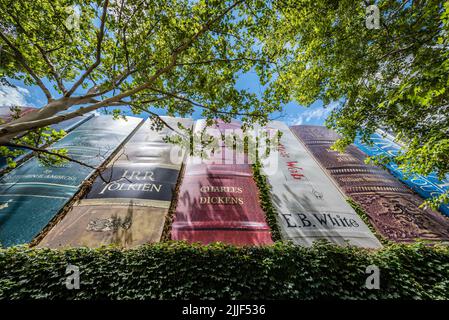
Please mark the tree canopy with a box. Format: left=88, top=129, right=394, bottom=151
left=0, top=0, right=278, bottom=147
left=256, top=0, right=449, bottom=208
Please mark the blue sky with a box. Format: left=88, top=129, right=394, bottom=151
left=0, top=72, right=332, bottom=126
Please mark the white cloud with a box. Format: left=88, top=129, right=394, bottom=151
left=287, top=102, right=338, bottom=126
left=0, top=85, right=32, bottom=107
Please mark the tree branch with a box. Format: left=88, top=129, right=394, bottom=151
left=65, top=0, right=110, bottom=97
left=0, top=0, right=246, bottom=139
left=171, top=0, right=246, bottom=55
left=175, top=57, right=273, bottom=67
left=3, top=142, right=111, bottom=183
left=146, top=86, right=264, bottom=118
left=128, top=103, right=187, bottom=137
left=85, top=67, right=136, bottom=98
left=47, top=1, right=99, bottom=87
left=0, top=30, right=53, bottom=101
left=5, top=10, right=67, bottom=94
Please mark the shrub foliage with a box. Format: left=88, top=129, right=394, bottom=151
left=0, top=241, right=448, bottom=300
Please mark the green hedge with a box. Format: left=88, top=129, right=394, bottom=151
left=1, top=241, right=448, bottom=300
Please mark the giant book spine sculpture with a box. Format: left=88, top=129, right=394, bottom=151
left=0, top=115, right=142, bottom=247
left=39, top=117, right=192, bottom=248
left=263, top=121, right=381, bottom=248
left=0, top=106, right=39, bottom=170
left=0, top=109, right=94, bottom=170
left=354, top=132, right=449, bottom=217
left=290, top=125, right=449, bottom=243
left=50, top=113, right=95, bottom=133
left=171, top=119, right=273, bottom=245
left=0, top=105, right=37, bottom=123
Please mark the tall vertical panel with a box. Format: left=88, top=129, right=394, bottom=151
left=39, top=117, right=193, bottom=248
left=0, top=112, right=94, bottom=170
left=0, top=115, right=142, bottom=247
left=291, top=125, right=449, bottom=243
left=172, top=119, right=273, bottom=246
left=0, top=106, right=37, bottom=169
left=51, top=113, right=95, bottom=132
left=354, top=132, right=449, bottom=217
left=264, top=121, right=381, bottom=248
left=0, top=105, right=37, bottom=123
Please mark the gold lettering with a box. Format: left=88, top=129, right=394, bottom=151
left=199, top=185, right=244, bottom=193
left=198, top=196, right=244, bottom=205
